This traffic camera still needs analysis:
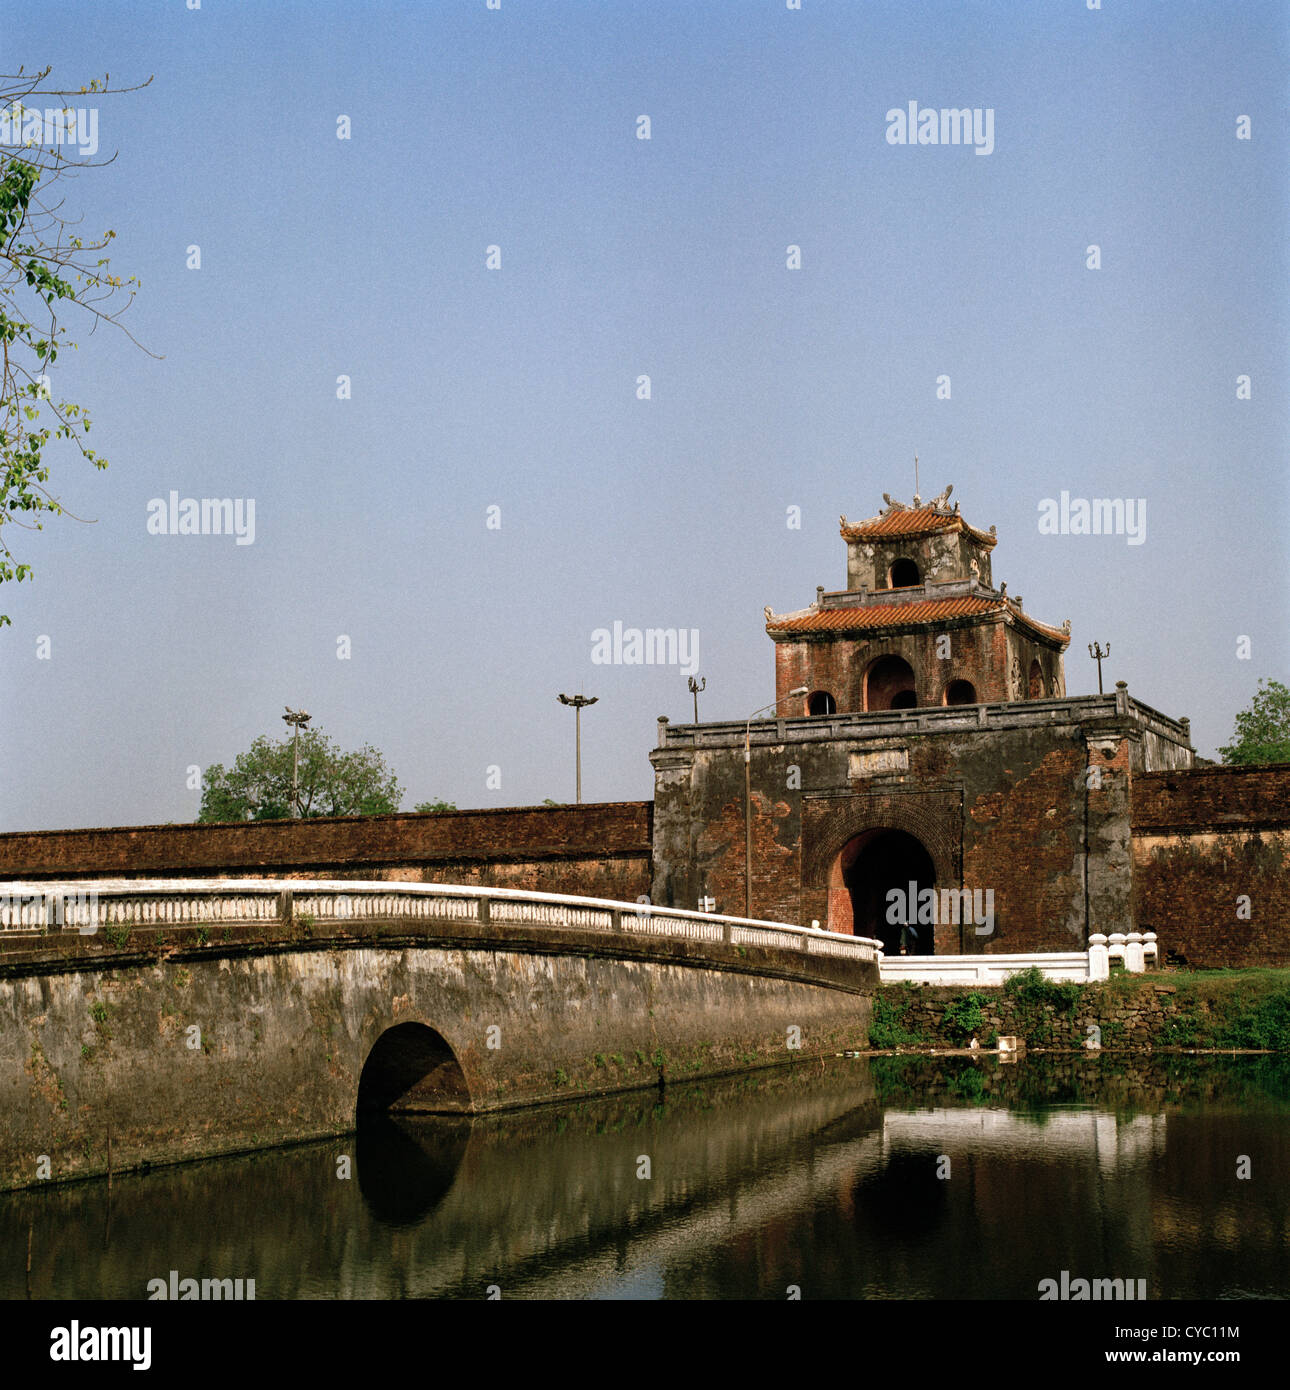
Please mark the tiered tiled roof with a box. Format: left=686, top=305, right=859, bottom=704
left=769, top=598, right=999, bottom=631
left=839, top=506, right=996, bottom=548
left=766, top=597, right=1070, bottom=647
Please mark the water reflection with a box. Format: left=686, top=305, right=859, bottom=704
left=355, top=1114, right=470, bottom=1226
left=2, top=1055, right=1287, bottom=1300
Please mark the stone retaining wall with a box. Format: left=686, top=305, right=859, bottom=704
left=878, top=980, right=1188, bottom=1050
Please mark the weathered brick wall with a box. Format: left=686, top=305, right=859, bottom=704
left=1132, top=764, right=1290, bottom=830
left=1131, top=765, right=1290, bottom=967
left=652, top=710, right=1141, bottom=951
left=1005, top=625, right=1065, bottom=700
left=961, top=741, right=1089, bottom=951
left=773, top=620, right=1009, bottom=712
left=0, top=803, right=654, bottom=903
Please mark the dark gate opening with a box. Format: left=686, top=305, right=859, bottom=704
left=357, top=1022, right=472, bottom=1115
left=842, top=829, right=936, bottom=956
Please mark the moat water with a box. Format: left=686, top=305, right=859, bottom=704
left=4, top=1054, right=1288, bottom=1300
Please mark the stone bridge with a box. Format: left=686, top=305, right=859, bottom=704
left=0, top=880, right=878, bottom=1191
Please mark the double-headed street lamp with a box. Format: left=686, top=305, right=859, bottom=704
left=1088, top=642, right=1111, bottom=696
left=687, top=675, right=705, bottom=724
left=282, top=707, right=311, bottom=818
left=744, top=686, right=808, bottom=918
left=557, top=693, right=598, bottom=804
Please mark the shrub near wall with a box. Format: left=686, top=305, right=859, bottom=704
left=869, top=969, right=1290, bottom=1052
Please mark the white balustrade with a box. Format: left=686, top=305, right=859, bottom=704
left=1125, top=931, right=1145, bottom=973
left=879, top=932, right=1164, bottom=986
left=0, top=878, right=880, bottom=966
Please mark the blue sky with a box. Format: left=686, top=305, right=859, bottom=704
left=1, top=0, right=1286, bottom=831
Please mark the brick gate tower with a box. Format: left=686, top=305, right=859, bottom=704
left=650, top=486, right=1195, bottom=954
left=765, top=485, right=1070, bottom=715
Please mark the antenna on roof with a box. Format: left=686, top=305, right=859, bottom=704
left=913, top=453, right=920, bottom=507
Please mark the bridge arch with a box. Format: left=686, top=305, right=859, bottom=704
left=357, top=1021, right=472, bottom=1115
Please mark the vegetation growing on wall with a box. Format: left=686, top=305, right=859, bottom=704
left=867, top=985, right=924, bottom=1049
left=866, top=969, right=1290, bottom=1053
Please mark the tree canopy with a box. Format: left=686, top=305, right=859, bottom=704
left=198, top=727, right=405, bottom=822
left=1, top=66, right=152, bottom=626
left=1218, top=678, right=1290, bottom=765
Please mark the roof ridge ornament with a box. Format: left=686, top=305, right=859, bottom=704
left=878, top=482, right=953, bottom=516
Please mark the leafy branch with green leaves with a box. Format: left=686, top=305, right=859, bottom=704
left=0, top=65, right=154, bottom=625
left=1219, top=678, right=1290, bottom=766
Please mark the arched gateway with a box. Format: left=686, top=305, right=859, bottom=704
left=828, top=829, right=937, bottom=954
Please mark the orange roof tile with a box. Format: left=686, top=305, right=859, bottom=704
left=1010, top=610, right=1071, bottom=645
left=767, top=597, right=1070, bottom=647
left=769, top=597, right=1003, bottom=632
left=840, top=507, right=996, bottom=547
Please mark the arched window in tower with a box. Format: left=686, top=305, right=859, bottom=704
left=808, top=690, right=837, bottom=716
left=865, top=654, right=917, bottom=710
left=944, top=679, right=977, bottom=705
left=889, top=558, right=921, bottom=588
left=1028, top=659, right=1043, bottom=699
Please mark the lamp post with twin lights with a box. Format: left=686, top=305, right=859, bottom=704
left=557, top=693, right=598, bottom=804
left=282, top=707, right=311, bottom=818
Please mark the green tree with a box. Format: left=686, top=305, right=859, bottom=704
left=199, top=727, right=404, bottom=822
left=1, top=66, right=152, bottom=626
left=1219, top=679, right=1290, bottom=765
left=413, top=799, right=457, bottom=814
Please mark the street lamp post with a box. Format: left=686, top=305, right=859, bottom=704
left=557, top=693, right=598, bottom=804
left=687, top=675, right=705, bottom=724
left=1088, top=642, right=1110, bottom=695
left=744, top=686, right=808, bottom=918
left=281, top=707, right=311, bottom=818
